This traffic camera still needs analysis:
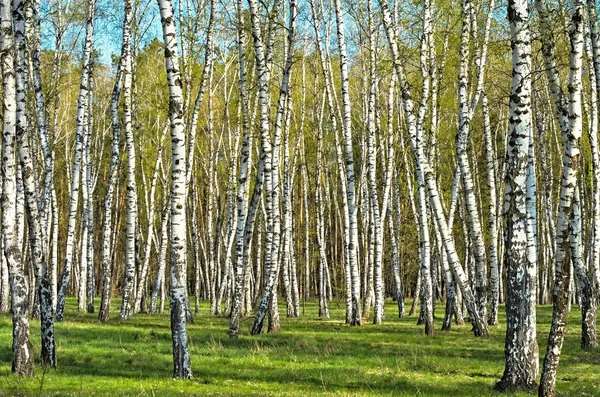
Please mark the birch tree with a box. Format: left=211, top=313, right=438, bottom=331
left=120, top=0, right=138, bottom=319
left=1, top=0, right=34, bottom=375
left=378, top=0, right=488, bottom=337
left=156, top=0, right=192, bottom=378
left=99, top=0, right=132, bottom=323
left=12, top=0, right=57, bottom=367
left=251, top=0, right=297, bottom=335
left=56, top=0, right=95, bottom=322
left=228, top=0, right=253, bottom=338
left=495, top=0, right=538, bottom=391
left=539, top=1, right=588, bottom=394
left=333, top=0, right=362, bottom=326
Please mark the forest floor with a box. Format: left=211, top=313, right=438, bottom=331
left=0, top=298, right=598, bottom=396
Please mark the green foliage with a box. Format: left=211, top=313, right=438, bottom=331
left=0, top=299, right=597, bottom=396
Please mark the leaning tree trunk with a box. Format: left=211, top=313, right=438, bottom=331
left=1, top=0, right=34, bottom=375
left=495, top=0, right=539, bottom=392
left=157, top=0, right=192, bottom=379
left=570, top=188, right=598, bottom=349
left=56, top=0, right=95, bottom=322
left=379, top=0, right=488, bottom=337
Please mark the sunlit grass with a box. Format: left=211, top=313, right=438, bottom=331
left=0, top=298, right=598, bottom=396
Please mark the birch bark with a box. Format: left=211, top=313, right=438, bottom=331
left=495, top=1, right=539, bottom=390
left=99, top=0, right=131, bottom=323
left=157, top=0, right=192, bottom=379
left=1, top=0, right=34, bottom=375
left=56, top=0, right=95, bottom=322
left=120, top=0, right=138, bottom=319
left=538, top=0, right=587, bottom=394
left=379, top=0, right=488, bottom=336
left=333, top=0, right=361, bottom=325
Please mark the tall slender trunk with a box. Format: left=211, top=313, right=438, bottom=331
left=333, top=0, right=361, bottom=326
left=456, top=0, right=490, bottom=319
left=120, top=0, right=138, bottom=319
left=151, top=203, right=170, bottom=314
left=1, top=0, right=34, bottom=375
left=157, top=0, right=192, bottom=379
left=56, top=0, right=95, bottom=322
left=228, top=0, right=253, bottom=337
left=538, top=1, right=586, bottom=395
left=483, top=94, right=499, bottom=325
left=251, top=0, right=297, bottom=335
left=570, top=188, right=598, bottom=349
left=379, top=0, right=488, bottom=336
left=587, top=0, right=600, bottom=294
left=99, top=0, right=132, bottom=323
left=134, top=127, right=166, bottom=313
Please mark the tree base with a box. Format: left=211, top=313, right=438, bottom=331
left=494, top=378, right=537, bottom=393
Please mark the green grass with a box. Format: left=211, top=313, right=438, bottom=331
left=0, top=298, right=598, bottom=396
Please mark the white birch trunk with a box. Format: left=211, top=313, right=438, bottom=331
left=379, top=0, right=488, bottom=336
left=56, top=0, right=95, bottom=322
left=495, top=2, right=539, bottom=386
left=99, top=0, right=132, bottom=322
left=1, top=0, right=34, bottom=374
left=119, top=1, right=138, bottom=319
left=333, top=0, right=361, bottom=326
left=151, top=203, right=170, bottom=314
left=134, top=127, right=166, bottom=313
left=157, top=0, right=192, bottom=379
left=228, top=0, right=253, bottom=337
left=539, top=1, right=586, bottom=394
left=587, top=0, right=600, bottom=296
left=251, top=0, right=297, bottom=335
left=570, top=187, right=598, bottom=349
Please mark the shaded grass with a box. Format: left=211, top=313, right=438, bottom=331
left=0, top=298, right=598, bottom=396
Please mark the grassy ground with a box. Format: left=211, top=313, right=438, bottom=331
left=0, top=298, right=598, bottom=396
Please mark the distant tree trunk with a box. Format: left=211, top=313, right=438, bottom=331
left=1, top=0, right=34, bottom=375
left=333, top=0, right=361, bottom=326
left=134, top=127, right=165, bottom=313
left=483, top=94, right=499, bottom=326
left=379, top=0, right=488, bottom=337
left=228, top=0, right=253, bottom=338
left=366, top=0, right=384, bottom=325
left=251, top=0, right=297, bottom=335
left=85, top=79, right=95, bottom=314
left=56, top=0, right=95, bottom=322
left=151, top=204, right=170, bottom=314
left=157, top=0, right=192, bottom=379
left=316, top=94, right=330, bottom=319
left=308, top=0, right=351, bottom=323
left=99, top=0, right=131, bottom=323
left=78, top=75, right=91, bottom=313
left=456, top=0, right=490, bottom=320
left=570, top=188, right=598, bottom=349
